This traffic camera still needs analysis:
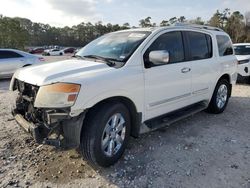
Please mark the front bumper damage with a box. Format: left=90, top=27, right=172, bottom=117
left=12, top=79, right=85, bottom=148
left=12, top=109, right=85, bottom=148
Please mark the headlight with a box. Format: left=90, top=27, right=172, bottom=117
left=34, top=83, right=81, bottom=108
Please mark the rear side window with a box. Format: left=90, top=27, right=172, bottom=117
left=0, top=51, right=23, bottom=59
left=186, top=31, right=213, bottom=60
left=144, top=31, right=185, bottom=68
left=216, top=35, right=233, bottom=56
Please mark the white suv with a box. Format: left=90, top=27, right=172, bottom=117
left=10, top=25, right=237, bottom=167
left=233, top=43, right=250, bottom=83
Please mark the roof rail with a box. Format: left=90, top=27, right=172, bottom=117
left=174, top=23, right=223, bottom=32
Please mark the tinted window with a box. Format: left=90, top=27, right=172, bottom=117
left=187, top=31, right=212, bottom=60
left=144, top=31, right=184, bottom=68
left=216, top=35, right=233, bottom=56
left=234, top=45, right=250, bottom=55
left=0, top=51, right=23, bottom=59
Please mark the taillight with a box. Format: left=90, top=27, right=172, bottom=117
left=38, top=57, right=45, bottom=61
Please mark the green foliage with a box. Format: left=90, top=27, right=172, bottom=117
left=1, top=9, right=250, bottom=49
left=209, top=9, right=250, bottom=42
left=139, top=17, right=156, bottom=27
left=189, top=17, right=205, bottom=25
left=0, top=16, right=130, bottom=49
left=0, top=17, right=29, bottom=49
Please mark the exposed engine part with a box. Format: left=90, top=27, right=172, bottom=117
left=13, top=79, right=73, bottom=147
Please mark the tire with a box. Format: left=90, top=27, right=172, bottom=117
left=47, top=53, right=50, bottom=56
left=59, top=53, right=63, bottom=56
left=80, top=102, right=131, bottom=167
left=206, top=79, right=230, bottom=114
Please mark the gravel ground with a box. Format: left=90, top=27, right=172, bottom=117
left=0, top=57, right=250, bottom=187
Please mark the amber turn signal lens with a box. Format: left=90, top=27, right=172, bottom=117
left=45, top=83, right=80, bottom=93
left=68, top=94, right=77, bottom=102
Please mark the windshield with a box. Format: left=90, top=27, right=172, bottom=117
left=76, top=31, right=151, bottom=62
left=234, top=45, right=250, bottom=55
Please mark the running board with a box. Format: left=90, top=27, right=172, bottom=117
left=140, top=101, right=208, bottom=134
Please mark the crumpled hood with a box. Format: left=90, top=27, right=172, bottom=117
left=13, top=59, right=112, bottom=86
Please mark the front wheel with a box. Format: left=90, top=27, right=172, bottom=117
left=206, top=79, right=230, bottom=114
left=80, top=102, right=131, bottom=167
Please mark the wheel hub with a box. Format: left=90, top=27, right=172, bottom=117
left=216, top=84, right=228, bottom=109
left=101, top=113, right=126, bottom=157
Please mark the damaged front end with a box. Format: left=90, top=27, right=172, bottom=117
left=12, top=79, right=85, bottom=148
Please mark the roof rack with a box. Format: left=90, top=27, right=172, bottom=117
left=174, top=23, right=223, bottom=32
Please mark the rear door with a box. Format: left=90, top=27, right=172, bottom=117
left=184, top=31, right=218, bottom=103
left=0, top=50, right=25, bottom=77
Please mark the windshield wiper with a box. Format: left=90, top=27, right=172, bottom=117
left=83, top=55, right=120, bottom=66
left=73, top=54, right=85, bottom=59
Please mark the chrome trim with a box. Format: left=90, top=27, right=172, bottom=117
left=149, top=93, right=191, bottom=107
left=192, top=87, right=209, bottom=95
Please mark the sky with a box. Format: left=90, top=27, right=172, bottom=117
left=0, top=0, right=250, bottom=27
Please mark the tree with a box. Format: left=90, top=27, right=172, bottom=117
left=209, top=9, right=230, bottom=29
left=139, top=17, right=155, bottom=27
left=225, top=11, right=245, bottom=42
left=1, top=9, right=250, bottom=49
left=178, top=16, right=186, bottom=23
left=122, top=23, right=130, bottom=29
left=245, top=11, right=250, bottom=27
left=169, top=17, right=177, bottom=25
left=160, top=20, right=169, bottom=26
left=0, top=16, right=29, bottom=49
left=209, top=10, right=223, bottom=28
left=189, top=17, right=205, bottom=25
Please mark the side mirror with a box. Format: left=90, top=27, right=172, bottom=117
left=149, top=50, right=170, bottom=65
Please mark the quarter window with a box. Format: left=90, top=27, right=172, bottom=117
left=216, top=35, right=233, bottom=56
left=144, top=31, right=185, bottom=68
left=0, top=51, right=23, bottom=59
left=186, top=31, right=212, bottom=60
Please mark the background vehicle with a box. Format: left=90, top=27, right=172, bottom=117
left=43, top=49, right=64, bottom=56
left=29, top=47, right=44, bottom=54
left=233, top=43, right=250, bottom=83
left=63, top=47, right=76, bottom=54
left=0, top=49, right=44, bottom=78
left=10, top=25, right=237, bottom=167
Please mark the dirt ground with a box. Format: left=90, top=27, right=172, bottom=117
left=0, top=56, right=250, bottom=187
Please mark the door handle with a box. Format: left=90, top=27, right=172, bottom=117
left=181, top=67, right=191, bottom=73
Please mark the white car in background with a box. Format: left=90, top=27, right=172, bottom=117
left=43, top=49, right=64, bottom=56
left=233, top=43, right=250, bottom=83
left=0, top=49, right=44, bottom=79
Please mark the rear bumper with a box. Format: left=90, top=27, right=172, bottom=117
left=12, top=108, right=86, bottom=148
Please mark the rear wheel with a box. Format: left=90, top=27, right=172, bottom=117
left=80, top=102, right=131, bottom=167
left=206, top=79, right=230, bottom=114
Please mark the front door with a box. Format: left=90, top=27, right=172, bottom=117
left=143, top=31, right=192, bottom=120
